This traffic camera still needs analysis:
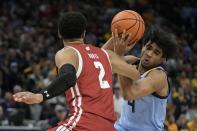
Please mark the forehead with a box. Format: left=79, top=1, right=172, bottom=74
left=146, top=41, right=162, bottom=52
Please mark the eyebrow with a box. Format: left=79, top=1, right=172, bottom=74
left=155, top=49, right=161, bottom=54
left=146, top=44, right=152, bottom=47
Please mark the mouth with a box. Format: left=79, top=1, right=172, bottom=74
left=143, top=58, right=150, bottom=65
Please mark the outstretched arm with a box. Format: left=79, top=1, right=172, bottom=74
left=13, top=48, right=78, bottom=104
left=102, top=37, right=114, bottom=51
left=103, top=29, right=140, bottom=80
left=106, top=49, right=140, bottom=80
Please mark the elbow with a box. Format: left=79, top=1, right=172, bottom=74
left=122, top=90, right=136, bottom=100
left=128, top=68, right=140, bottom=80
left=133, top=71, right=141, bottom=80
left=123, top=95, right=131, bottom=100
left=123, top=95, right=135, bottom=100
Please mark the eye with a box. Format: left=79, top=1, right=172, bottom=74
left=146, top=45, right=152, bottom=50
left=154, top=50, right=161, bottom=55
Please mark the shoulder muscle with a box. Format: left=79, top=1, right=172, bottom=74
left=145, top=69, right=167, bottom=90
left=55, top=47, right=78, bottom=70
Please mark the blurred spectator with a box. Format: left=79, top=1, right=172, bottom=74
left=166, top=115, right=178, bottom=131
left=179, top=71, right=190, bottom=89
left=0, top=105, right=5, bottom=125
left=113, top=83, right=124, bottom=118
left=177, top=114, right=189, bottom=131
left=8, top=108, right=25, bottom=126
left=13, top=85, right=22, bottom=94
left=187, top=114, right=197, bottom=131
left=48, top=104, right=68, bottom=127
left=191, top=72, right=197, bottom=91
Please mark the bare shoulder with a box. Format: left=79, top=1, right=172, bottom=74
left=148, top=69, right=167, bottom=78
left=104, top=49, right=121, bottom=60
left=146, top=69, right=167, bottom=88
left=55, top=47, right=78, bottom=68
left=104, top=49, right=113, bottom=57
left=55, top=47, right=77, bottom=58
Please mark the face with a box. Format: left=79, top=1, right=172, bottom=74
left=56, top=109, right=66, bottom=120
left=140, top=41, right=165, bottom=69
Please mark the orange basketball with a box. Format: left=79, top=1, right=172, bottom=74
left=111, top=10, right=145, bottom=44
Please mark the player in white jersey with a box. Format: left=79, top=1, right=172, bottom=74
left=104, top=25, right=177, bottom=131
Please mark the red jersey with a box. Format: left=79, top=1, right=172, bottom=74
left=49, top=44, right=116, bottom=131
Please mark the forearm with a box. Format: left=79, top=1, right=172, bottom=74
left=118, top=74, right=133, bottom=100
left=124, top=55, right=140, bottom=64
left=112, top=56, right=140, bottom=80
left=106, top=50, right=140, bottom=80
left=39, top=64, right=76, bottom=101
left=102, top=37, right=114, bottom=51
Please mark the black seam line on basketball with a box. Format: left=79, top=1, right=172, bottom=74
left=116, top=18, right=138, bottom=35
left=124, top=10, right=144, bottom=24
left=130, top=13, right=141, bottom=43
left=112, top=18, right=144, bottom=26
left=125, top=19, right=137, bottom=32
left=124, top=10, right=139, bottom=33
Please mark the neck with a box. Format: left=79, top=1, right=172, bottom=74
left=63, top=38, right=84, bottom=46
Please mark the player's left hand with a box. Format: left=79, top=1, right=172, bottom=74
left=13, top=91, right=43, bottom=104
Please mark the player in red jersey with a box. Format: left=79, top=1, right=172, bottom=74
left=13, top=12, right=139, bottom=131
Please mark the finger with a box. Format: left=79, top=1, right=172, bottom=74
left=126, top=33, right=132, bottom=43
left=121, top=30, right=126, bottom=40
left=21, top=95, right=29, bottom=101
left=112, top=32, right=114, bottom=38
left=115, top=29, right=119, bottom=38
left=17, top=93, right=31, bottom=102
left=112, top=32, right=116, bottom=49
left=114, top=29, right=119, bottom=47
left=13, top=92, right=27, bottom=99
left=13, top=92, right=30, bottom=102
left=112, top=32, right=115, bottom=44
left=127, top=43, right=136, bottom=51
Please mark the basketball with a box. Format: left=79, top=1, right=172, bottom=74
left=111, top=10, right=145, bottom=44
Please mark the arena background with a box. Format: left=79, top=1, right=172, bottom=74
left=0, top=0, right=196, bottom=130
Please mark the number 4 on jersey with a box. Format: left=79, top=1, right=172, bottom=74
left=94, top=61, right=110, bottom=89
left=128, top=100, right=135, bottom=113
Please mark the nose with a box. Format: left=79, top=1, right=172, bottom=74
left=146, top=50, right=153, bottom=57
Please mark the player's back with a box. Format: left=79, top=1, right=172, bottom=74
left=59, top=43, right=116, bottom=131
left=115, top=66, right=169, bottom=131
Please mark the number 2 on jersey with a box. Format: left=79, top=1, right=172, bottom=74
left=94, top=61, right=110, bottom=89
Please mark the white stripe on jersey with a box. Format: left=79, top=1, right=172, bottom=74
left=56, top=126, right=67, bottom=131
left=56, top=87, right=76, bottom=131
left=67, top=84, right=83, bottom=130
left=101, top=49, right=112, bottom=71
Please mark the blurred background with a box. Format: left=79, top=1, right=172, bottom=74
left=0, top=0, right=196, bottom=130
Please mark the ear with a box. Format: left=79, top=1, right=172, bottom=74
left=81, top=30, right=86, bottom=39
left=162, top=58, right=167, bottom=63
left=141, top=45, right=146, bottom=52
left=58, top=30, right=62, bottom=39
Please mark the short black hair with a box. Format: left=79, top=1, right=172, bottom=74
left=58, top=12, right=87, bottom=39
left=143, top=25, right=177, bottom=59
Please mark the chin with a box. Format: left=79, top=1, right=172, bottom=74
left=141, top=63, right=153, bottom=70
left=141, top=63, right=149, bottom=68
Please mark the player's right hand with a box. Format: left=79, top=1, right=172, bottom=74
left=112, top=29, right=135, bottom=56
left=13, top=92, right=43, bottom=104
